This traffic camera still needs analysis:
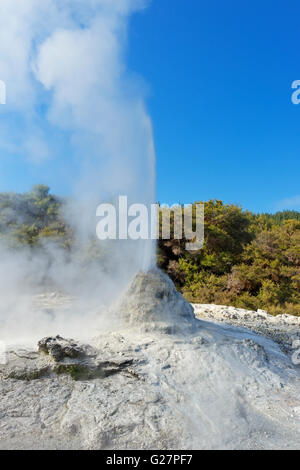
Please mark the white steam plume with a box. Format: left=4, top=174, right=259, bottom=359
left=0, top=0, right=156, bottom=342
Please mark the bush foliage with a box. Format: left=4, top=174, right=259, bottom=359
left=158, top=200, right=300, bottom=316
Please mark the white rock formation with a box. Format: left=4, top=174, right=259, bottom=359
left=193, top=303, right=300, bottom=354
left=1, top=271, right=300, bottom=450
left=115, top=269, right=196, bottom=333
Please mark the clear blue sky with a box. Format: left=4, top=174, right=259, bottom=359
left=1, top=0, right=300, bottom=213
left=128, top=0, right=300, bottom=212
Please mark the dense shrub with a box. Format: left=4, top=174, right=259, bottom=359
left=158, top=201, right=300, bottom=316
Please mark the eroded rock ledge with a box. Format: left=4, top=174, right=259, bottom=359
left=1, top=336, right=138, bottom=382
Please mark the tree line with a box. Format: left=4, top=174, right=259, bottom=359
left=0, top=186, right=299, bottom=316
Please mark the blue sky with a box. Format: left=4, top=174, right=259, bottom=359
left=0, top=0, right=300, bottom=213
left=128, top=0, right=300, bottom=212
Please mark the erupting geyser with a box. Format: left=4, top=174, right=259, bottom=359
left=1, top=0, right=300, bottom=452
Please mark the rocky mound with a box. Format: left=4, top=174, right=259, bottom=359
left=116, top=268, right=196, bottom=333
left=38, top=336, right=85, bottom=362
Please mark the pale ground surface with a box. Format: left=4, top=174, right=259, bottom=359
left=193, top=304, right=300, bottom=355
left=1, top=271, right=300, bottom=450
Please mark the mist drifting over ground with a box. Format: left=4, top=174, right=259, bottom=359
left=0, top=0, right=156, bottom=342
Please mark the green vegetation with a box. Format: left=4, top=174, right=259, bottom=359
left=53, top=364, right=98, bottom=381
left=0, top=185, right=71, bottom=249
left=0, top=187, right=299, bottom=316
left=158, top=200, right=300, bottom=316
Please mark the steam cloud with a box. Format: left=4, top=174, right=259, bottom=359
left=0, top=0, right=156, bottom=343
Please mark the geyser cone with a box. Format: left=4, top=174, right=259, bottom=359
left=117, top=268, right=196, bottom=333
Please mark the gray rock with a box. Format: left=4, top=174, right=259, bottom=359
left=38, top=336, right=84, bottom=362
left=116, top=268, right=196, bottom=333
